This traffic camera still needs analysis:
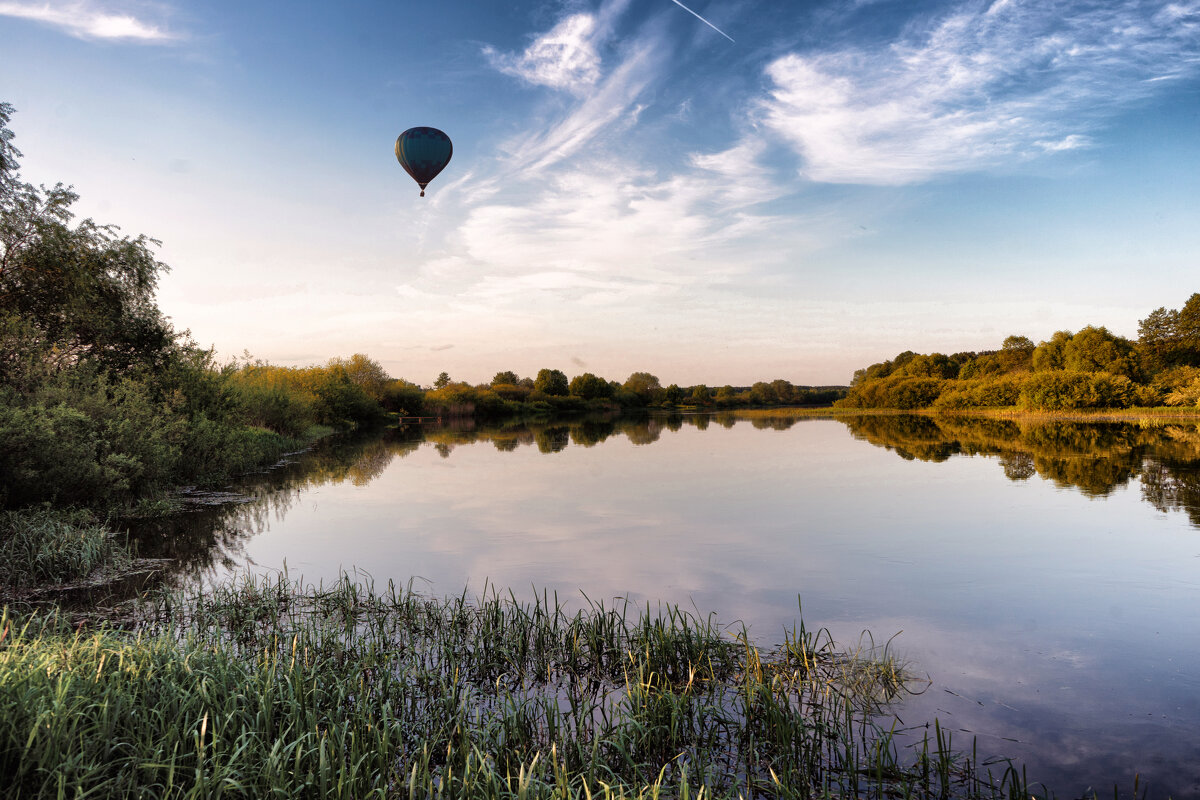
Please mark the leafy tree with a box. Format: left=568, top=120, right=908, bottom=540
left=336, top=354, right=390, bottom=401
left=1032, top=331, right=1073, bottom=372
left=714, top=385, right=738, bottom=406
left=1061, top=326, right=1137, bottom=377
left=568, top=372, right=611, bottom=400
left=621, top=371, right=662, bottom=404
left=491, top=370, right=520, bottom=386
left=771, top=379, right=796, bottom=404
left=434, top=371, right=451, bottom=389
left=1138, top=306, right=1180, bottom=371
left=1, top=105, right=173, bottom=375
left=1002, top=335, right=1035, bottom=352
left=749, top=381, right=775, bottom=405
left=999, top=335, right=1035, bottom=371
left=689, top=384, right=712, bottom=406
left=664, top=383, right=684, bottom=404
left=1177, top=293, right=1200, bottom=365
left=534, top=368, right=568, bottom=396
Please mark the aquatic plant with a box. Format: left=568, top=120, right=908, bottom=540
left=0, top=573, right=1041, bottom=799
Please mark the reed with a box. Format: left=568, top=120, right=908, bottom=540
left=0, top=573, right=1045, bottom=799
left=0, top=508, right=131, bottom=593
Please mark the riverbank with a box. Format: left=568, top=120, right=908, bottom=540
left=727, top=405, right=1200, bottom=422
left=0, top=571, right=1047, bottom=800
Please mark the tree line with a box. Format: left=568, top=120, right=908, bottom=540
left=0, top=104, right=839, bottom=512
left=415, top=368, right=844, bottom=419
left=837, top=301, right=1200, bottom=410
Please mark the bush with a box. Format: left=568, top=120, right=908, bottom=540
left=1017, top=371, right=1141, bottom=410
left=836, top=376, right=946, bottom=409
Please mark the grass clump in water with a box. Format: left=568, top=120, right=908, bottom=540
left=0, top=508, right=132, bottom=593
left=0, top=573, right=1040, bottom=799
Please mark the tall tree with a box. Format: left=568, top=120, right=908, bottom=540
left=534, top=368, right=568, bottom=396
left=1, top=103, right=173, bottom=376
left=1177, top=293, right=1200, bottom=365
left=1138, top=306, right=1179, bottom=371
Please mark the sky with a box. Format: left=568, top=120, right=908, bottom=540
left=1, top=0, right=1198, bottom=386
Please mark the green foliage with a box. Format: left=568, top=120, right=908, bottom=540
left=534, top=367, right=569, bottom=396
left=621, top=371, right=663, bottom=405
left=0, top=372, right=183, bottom=507
left=845, top=306, right=1200, bottom=411
left=0, top=508, right=130, bottom=591
left=931, top=377, right=1023, bottom=409
left=837, top=376, right=947, bottom=410
left=1139, top=294, right=1200, bottom=369
left=1017, top=371, right=1143, bottom=410
left=381, top=378, right=426, bottom=416
left=568, top=371, right=612, bottom=400
left=0, top=107, right=385, bottom=512
left=0, top=573, right=1041, bottom=800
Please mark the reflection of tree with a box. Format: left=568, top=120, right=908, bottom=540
left=493, top=437, right=520, bottom=452
left=130, top=412, right=1200, bottom=600
left=571, top=419, right=616, bottom=447
left=620, top=418, right=664, bottom=446
left=844, top=415, right=961, bottom=462
left=750, top=416, right=800, bottom=431
left=839, top=414, right=1200, bottom=521
left=999, top=453, right=1036, bottom=481
left=126, top=428, right=423, bottom=579
left=1142, top=458, right=1200, bottom=527
left=535, top=426, right=570, bottom=454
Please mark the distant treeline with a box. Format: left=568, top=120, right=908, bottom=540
left=0, top=104, right=839, bottom=513
left=837, top=297, right=1200, bottom=411
left=409, top=369, right=846, bottom=419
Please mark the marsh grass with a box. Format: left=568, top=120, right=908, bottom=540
left=0, top=572, right=1048, bottom=799
left=0, top=508, right=132, bottom=592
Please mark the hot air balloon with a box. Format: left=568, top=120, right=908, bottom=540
left=395, top=127, right=452, bottom=197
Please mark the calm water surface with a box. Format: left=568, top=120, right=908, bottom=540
left=136, top=414, right=1200, bottom=798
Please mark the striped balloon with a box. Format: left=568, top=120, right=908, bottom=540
left=395, top=127, right=453, bottom=197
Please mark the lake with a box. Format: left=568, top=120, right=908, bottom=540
left=132, top=412, right=1200, bottom=798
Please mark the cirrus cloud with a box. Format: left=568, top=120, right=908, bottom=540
left=761, top=0, right=1200, bottom=185
left=0, top=1, right=178, bottom=42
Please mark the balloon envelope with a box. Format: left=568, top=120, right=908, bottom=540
left=395, top=127, right=452, bottom=196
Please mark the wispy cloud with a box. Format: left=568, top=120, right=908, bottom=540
left=482, top=0, right=634, bottom=95
left=505, top=37, right=664, bottom=173
left=483, top=13, right=604, bottom=93
left=0, top=1, right=178, bottom=42
left=760, top=0, right=1200, bottom=185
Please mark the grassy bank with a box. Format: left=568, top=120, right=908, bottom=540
left=0, top=508, right=132, bottom=594
left=0, top=572, right=1043, bottom=800
left=729, top=406, right=1200, bottom=422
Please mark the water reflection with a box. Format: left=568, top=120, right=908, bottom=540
left=842, top=414, right=1200, bottom=518
left=129, top=413, right=1200, bottom=590
left=120, top=412, right=1200, bottom=797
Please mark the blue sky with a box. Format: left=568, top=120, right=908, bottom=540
left=1, top=0, right=1197, bottom=386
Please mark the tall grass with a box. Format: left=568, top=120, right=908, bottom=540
left=0, top=508, right=131, bottom=592
left=0, top=573, right=1041, bottom=799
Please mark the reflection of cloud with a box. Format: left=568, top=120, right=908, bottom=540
left=759, top=0, right=1200, bottom=184
left=0, top=1, right=178, bottom=42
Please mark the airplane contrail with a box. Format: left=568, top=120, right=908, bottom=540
left=667, top=0, right=734, bottom=42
